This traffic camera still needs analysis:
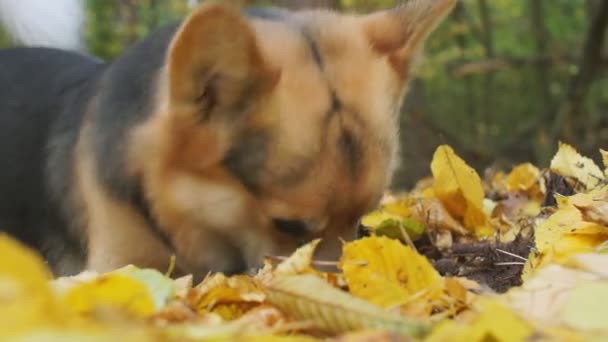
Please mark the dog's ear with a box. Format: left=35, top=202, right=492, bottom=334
left=362, top=0, right=456, bottom=76
left=166, top=2, right=279, bottom=121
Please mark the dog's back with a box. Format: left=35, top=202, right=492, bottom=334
left=0, top=48, right=101, bottom=273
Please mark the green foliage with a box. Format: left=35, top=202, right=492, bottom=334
left=85, top=0, right=189, bottom=59
left=0, top=28, right=7, bottom=48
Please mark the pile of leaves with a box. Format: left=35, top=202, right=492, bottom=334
left=1, top=143, right=607, bottom=341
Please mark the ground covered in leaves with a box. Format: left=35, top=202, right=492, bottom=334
left=1, top=143, right=608, bottom=341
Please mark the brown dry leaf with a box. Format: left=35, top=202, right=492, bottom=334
left=550, top=142, right=605, bottom=190
left=192, top=273, right=265, bottom=320
left=173, top=275, right=193, bottom=299
left=431, top=145, right=492, bottom=237
left=491, top=193, right=542, bottom=223
left=266, top=274, right=428, bottom=337
left=571, top=193, right=608, bottom=227
left=411, top=198, right=468, bottom=236
left=505, top=163, right=543, bottom=200
left=443, top=277, right=479, bottom=313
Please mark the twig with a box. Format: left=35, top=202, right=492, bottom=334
left=495, top=248, right=528, bottom=262
left=494, top=262, right=526, bottom=266
left=265, top=255, right=367, bottom=267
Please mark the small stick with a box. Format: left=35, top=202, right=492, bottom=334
left=494, top=262, right=526, bottom=266
left=265, top=255, right=364, bottom=267
left=495, top=248, right=528, bottom=262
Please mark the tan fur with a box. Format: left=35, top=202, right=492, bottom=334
left=77, top=1, right=456, bottom=275
left=76, top=124, right=174, bottom=273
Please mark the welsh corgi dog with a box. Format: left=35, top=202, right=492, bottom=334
left=0, top=1, right=455, bottom=277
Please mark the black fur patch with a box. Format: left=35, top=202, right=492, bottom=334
left=338, top=129, right=362, bottom=177
left=0, top=47, right=101, bottom=275
left=302, top=31, right=324, bottom=68
left=223, top=129, right=271, bottom=194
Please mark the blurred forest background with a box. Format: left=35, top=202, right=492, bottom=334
left=1, top=0, right=607, bottom=189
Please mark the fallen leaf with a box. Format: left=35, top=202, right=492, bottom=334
left=0, top=235, right=63, bottom=338
left=266, top=274, right=428, bottom=337
left=192, top=274, right=265, bottom=320
left=533, top=197, right=608, bottom=267
left=275, top=239, right=321, bottom=276
left=571, top=193, right=608, bottom=226
left=115, top=266, right=175, bottom=310
left=431, top=145, right=492, bottom=237
left=339, top=237, right=442, bottom=315
left=505, top=163, right=543, bottom=199
left=362, top=208, right=425, bottom=241
left=425, top=298, right=533, bottom=342
left=564, top=253, right=608, bottom=278
left=62, top=273, right=156, bottom=317
left=560, top=281, right=608, bottom=333
left=411, top=198, right=468, bottom=235
left=601, top=149, right=608, bottom=176
left=504, top=261, right=608, bottom=339
left=550, top=142, right=605, bottom=190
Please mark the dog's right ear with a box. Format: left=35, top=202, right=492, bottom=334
left=165, top=2, right=279, bottom=122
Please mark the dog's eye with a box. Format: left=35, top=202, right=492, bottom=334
left=272, top=218, right=308, bottom=237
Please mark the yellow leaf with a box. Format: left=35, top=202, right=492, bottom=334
left=533, top=198, right=608, bottom=267
left=63, top=274, right=156, bottom=317
left=275, top=239, right=320, bottom=276
left=601, top=149, right=608, bottom=176
left=561, top=281, right=608, bottom=333
left=266, top=274, right=428, bottom=337
left=361, top=209, right=425, bottom=241
left=0, top=235, right=64, bottom=338
left=425, top=298, right=533, bottom=342
left=550, top=142, right=605, bottom=190
left=430, top=145, right=492, bottom=237
left=339, top=237, right=442, bottom=312
left=361, top=210, right=404, bottom=229
left=505, top=163, right=543, bottom=199
left=114, top=266, right=175, bottom=310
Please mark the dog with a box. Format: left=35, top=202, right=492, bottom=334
left=0, top=1, right=455, bottom=277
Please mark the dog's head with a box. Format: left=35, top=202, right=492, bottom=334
left=132, top=0, right=455, bottom=275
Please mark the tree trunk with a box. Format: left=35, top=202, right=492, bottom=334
left=477, top=0, right=495, bottom=149
left=551, top=0, right=608, bottom=143
left=529, top=0, right=555, bottom=165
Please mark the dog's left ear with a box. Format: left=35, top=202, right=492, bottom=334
left=165, top=2, right=279, bottom=120
left=363, top=0, right=456, bottom=76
